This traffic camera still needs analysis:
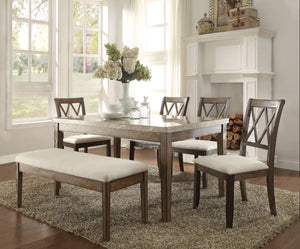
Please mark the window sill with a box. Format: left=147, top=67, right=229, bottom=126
left=7, top=119, right=53, bottom=130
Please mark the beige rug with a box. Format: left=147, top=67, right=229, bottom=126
left=0, top=167, right=299, bottom=249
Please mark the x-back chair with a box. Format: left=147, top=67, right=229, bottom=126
left=172, top=97, right=231, bottom=187
left=193, top=98, right=285, bottom=228
left=54, top=97, right=111, bottom=156
left=129, top=96, right=190, bottom=174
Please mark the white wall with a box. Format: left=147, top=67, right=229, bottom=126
left=189, top=0, right=299, bottom=171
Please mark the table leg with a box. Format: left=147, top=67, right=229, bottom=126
left=217, top=124, right=227, bottom=197
left=159, top=134, right=172, bottom=222
left=113, top=137, right=121, bottom=158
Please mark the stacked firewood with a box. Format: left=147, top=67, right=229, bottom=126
left=227, top=113, right=243, bottom=150
left=202, top=113, right=243, bottom=150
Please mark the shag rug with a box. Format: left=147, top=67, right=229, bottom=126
left=0, top=167, right=299, bottom=249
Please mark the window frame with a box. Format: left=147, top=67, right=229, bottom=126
left=7, top=0, right=56, bottom=128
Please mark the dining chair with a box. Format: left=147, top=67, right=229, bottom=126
left=54, top=97, right=111, bottom=156
left=193, top=98, right=285, bottom=228
left=172, top=97, right=231, bottom=187
left=129, top=96, right=190, bottom=174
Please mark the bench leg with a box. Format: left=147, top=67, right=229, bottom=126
left=54, top=181, right=61, bottom=196
left=102, top=182, right=111, bottom=242
left=16, top=163, right=23, bottom=208
left=141, top=172, right=148, bottom=224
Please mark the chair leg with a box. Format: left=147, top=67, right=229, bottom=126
left=129, top=141, right=135, bottom=160
left=226, top=176, right=235, bottom=228
left=178, top=153, right=184, bottom=172
left=17, top=163, right=23, bottom=208
left=240, top=180, right=247, bottom=201
left=193, top=165, right=201, bottom=208
left=141, top=172, right=148, bottom=224
left=106, top=141, right=111, bottom=157
left=156, top=149, right=161, bottom=178
left=266, top=175, right=277, bottom=216
left=102, top=182, right=111, bottom=242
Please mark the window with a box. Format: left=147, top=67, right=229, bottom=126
left=10, top=0, right=52, bottom=125
left=71, top=0, right=108, bottom=114
left=137, top=0, right=170, bottom=114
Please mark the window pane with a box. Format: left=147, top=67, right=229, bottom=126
left=146, top=27, right=164, bottom=51
left=73, top=56, right=84, bottom=75
left=73, top=1, right=83, bottom=26
left=84, top=95, right=99, bottom=113
left=12, top=97, right=48, bottom=119
left=32, top=23, right=48, bottom=51
left=31, top=54, right=48, bottom=82
left=148, top=65, right=165, bottom=90
left=86, top=31, right=98, bottom=54
left=32, top=0, right=48, bottom=21
left=73, top=29, right=83, bottom=53
left=86, top=57, right=99, bottom=74
left=148, top=92, right=164, bottom=115
left=12, top=53, right=29, bottom=82
left=147, top=0, right=164, bottom=26
left=12, top=21, right=29, bottom=50
left=86, top=3, right=99, bottom=28
left=12, top=0, right=29, bottom=19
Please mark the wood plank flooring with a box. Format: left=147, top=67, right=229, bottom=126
left=0, top=147, right=299, bottom=249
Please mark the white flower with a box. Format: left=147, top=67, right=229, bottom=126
left=122, top=46, right=139, bottom=59
left=104, top=60, right=122, bottom=80
left=94, top=66, right=107, bottom=79
left=123, top=58, right=136, bottom=74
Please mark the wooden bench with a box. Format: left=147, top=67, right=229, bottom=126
left=15, top=148, right=148, bottom=242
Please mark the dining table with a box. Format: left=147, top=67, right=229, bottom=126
left=53, top=114, right=228, bottom=222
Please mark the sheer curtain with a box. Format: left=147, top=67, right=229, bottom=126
left=122, top=0, right=190, bottom=104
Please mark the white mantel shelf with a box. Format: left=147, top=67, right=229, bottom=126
left=184, top=27, right=276, bottom=43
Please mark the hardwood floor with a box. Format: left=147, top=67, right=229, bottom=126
left=0, top=147, right=299, bottom=249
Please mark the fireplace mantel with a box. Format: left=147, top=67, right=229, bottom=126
left=183, top=28, right=275, bottom=159
left=183, top=27, right=276, bottom=116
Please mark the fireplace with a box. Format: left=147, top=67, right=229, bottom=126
left=183, top=27, right=275, bottom=160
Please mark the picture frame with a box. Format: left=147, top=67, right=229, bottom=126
left=209, top=0, right=252, bottom=32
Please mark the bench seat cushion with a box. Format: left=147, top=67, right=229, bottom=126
left=16, top=148, right=148, bottom=182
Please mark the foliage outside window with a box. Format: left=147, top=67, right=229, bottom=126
left=11, top=0, right=51, bottom=124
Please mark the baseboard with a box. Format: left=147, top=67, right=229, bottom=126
left=0, top=154, right=17, bottom=165
left=275, top=159, right=299, bottom=172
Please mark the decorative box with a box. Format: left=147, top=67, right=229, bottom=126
left=228, top=6, right=258, bottom=20
left=228, top=16, right=260, bottom=30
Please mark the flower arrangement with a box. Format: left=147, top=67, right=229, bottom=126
left=94, top=43, right=151, bottom=83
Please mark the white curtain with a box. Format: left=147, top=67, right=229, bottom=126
left=169, top=0, right=190, bottom=97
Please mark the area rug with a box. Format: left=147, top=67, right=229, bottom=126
left=0, top=167, right=299, bottom=249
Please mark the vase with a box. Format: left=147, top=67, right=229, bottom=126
left=119, top=83, right=134, bottom=115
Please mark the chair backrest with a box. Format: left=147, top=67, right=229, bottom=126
left=159, top=96, right=190, bottom=117
left=54, top=97, right=86, bottom=118
left=197, top=97, right=231, bottom=118
left=240, top=98, right=285, bottom=167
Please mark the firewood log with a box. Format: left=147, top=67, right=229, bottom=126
left=230, top=143, right=240, bottom=150
left=229, top=113, right=243, bottom=120
left=232, top=125, right=242, bottom=133
left=227, top=125, right=232, bottom=131
left=233, top=119, right=243, bottom=126
left=202, top=135, right=212, bottom=140
left=227, top=131, right=234, bottom=141
left=234, top=133, right=241, bottom=141
left=229, top=120, right=234, bottom=126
